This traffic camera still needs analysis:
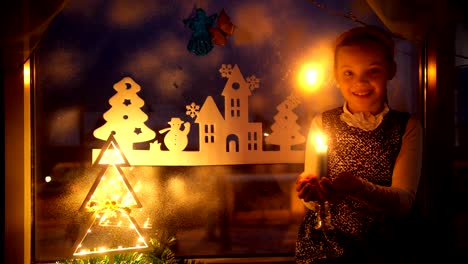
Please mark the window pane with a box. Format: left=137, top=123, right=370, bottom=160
left=33, top=0, right=418, bottom=262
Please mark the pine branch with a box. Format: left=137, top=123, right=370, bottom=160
left=56, top=235, right=205, bottom=264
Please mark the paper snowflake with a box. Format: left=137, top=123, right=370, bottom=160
left=219, top=64, right=233, bottom=78
left=246, top=75, right=260, bottom=91
left=186, top=102, right=200, bottom=118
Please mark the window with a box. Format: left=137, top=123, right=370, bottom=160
left=28, top=1, right=419, bottom=262
left=248, top=131, right=258, bottom=151
left=204, top=124, right=215, bottom=143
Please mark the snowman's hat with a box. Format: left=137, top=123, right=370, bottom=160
left=168, top=117, right=183, bottom=124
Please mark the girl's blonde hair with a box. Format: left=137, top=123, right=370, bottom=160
left=334, top=25, right=395, bottom=66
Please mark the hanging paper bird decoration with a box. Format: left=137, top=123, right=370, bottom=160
left=184, top=8, right=235, bottom=56
left=183, top=8, right=217, bottom=56
left=209, top=9, right=235, bottom=46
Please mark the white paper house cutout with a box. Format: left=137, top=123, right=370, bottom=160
left=92, top=64, right=306, bottom=166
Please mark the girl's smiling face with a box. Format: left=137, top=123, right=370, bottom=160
left=334, top=41, right=395, bottom=114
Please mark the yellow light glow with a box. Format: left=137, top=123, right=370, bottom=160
left=313, top=132, right=328, bottom=153
left=169, top=177, right=187, bottom=199
left=133, top=182, right=141, bottom=193
left=74, top=211, right=149, bottom=256
left=298, top=63, right=325, bottom=93
left=99, top=142, right=126, bottom=165
left=24, top=60, right=30, bottom=86
left=305, top=68, right=318, bottom=85
left=86, top=165, right=139, bottom=210
left=143, top=217, right=152, bottom=228
left=45, top=176, right=52, bottom=183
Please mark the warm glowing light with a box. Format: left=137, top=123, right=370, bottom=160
left=24, top=60, right=30, bottom=86
left=73, top=135, right=149, bottom=257
left=86, top=165, right=139, bottom=210
left=169, top=178, right=187, bottom=199
left=100, top=143, right=126, bottom=164
left=133, top=182, right=141, bottom=193
left=305, top=68, right=318, bottom=85
left=313, top=132, right=328, bottom=153
left=263, top=132, right=269, bottom=137
left=298, top=63, right=325, bottom=92
left=143, top=217, right=152, bottom=228
left=44, top=176, right=52, bottom=183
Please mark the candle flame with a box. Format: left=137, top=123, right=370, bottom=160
left=313, top=132, right=328, bottom=153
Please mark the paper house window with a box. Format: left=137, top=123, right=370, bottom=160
left=248, top=132, right=258, bottom=151
left=204, top=124, right=215, bottom=143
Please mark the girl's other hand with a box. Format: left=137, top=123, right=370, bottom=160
left=296, top=172, right=326, bottom=202
left=320, top=172, right=363, bottom=199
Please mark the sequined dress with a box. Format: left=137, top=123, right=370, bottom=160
left=295, top=107, right=410, bottom=263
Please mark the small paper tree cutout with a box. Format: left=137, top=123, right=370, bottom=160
left=265, top=93, right=305, bottom=150
left=73, top=134, right=148, bottom=256
left=93, top=77, right=156, bottom=151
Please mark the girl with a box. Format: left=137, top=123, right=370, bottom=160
left=295, top=26, right=423, bottom=263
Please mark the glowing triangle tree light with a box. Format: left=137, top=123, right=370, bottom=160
left=73, top=134, right=149, bottom=256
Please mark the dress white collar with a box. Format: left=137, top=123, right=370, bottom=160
left=340, top=102, right=390, bottom=131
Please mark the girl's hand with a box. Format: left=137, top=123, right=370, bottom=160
left=296, top=172, right=326, bottom=202
left=321, top=172, right=402, bottom=215
left=320, top=172, right=363, bottom=199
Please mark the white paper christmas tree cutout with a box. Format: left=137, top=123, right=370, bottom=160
left=92, top=64, right=306, bottom=166
left=265, top=92, right=305, bottom=149
left=74, top=135, right=148, bottom=256
left=93, top=77, right=156, bottom=151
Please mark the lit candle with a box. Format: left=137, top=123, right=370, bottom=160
left=313, top=132, right=328, bottom=179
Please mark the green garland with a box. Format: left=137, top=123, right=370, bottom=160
left=57, top=236, right=204, bottom=264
